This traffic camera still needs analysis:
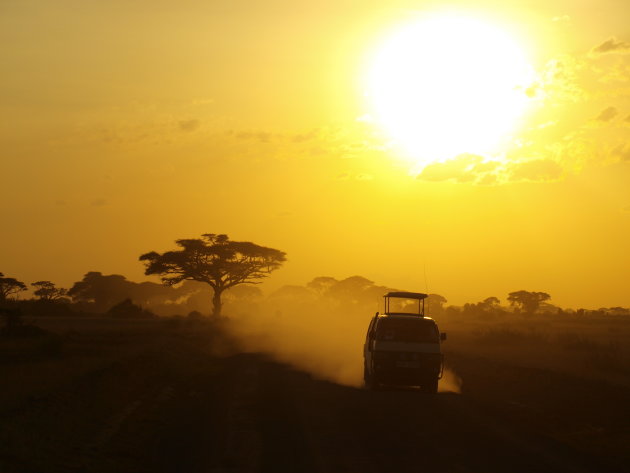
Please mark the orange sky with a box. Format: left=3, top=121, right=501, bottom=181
left=1, top=0, right=629, bottom=308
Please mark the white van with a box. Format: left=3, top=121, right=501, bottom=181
left=363, top=292, right=446, bottom=393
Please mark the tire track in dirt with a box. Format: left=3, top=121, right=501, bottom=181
left=2, top=330, right=625, bottom=473
left=235, top=354, right=622, bottom=473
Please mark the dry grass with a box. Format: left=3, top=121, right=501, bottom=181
left=0, top=316, right=217, bottom=412
left=439, top=315, right=630, bottom=386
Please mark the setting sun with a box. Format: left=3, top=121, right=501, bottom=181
left=364, top=13, right=535, bottom=169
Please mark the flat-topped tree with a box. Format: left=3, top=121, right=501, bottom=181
left=31, top=281, right=68, bottom=302
left=0, top=272, right=27, bottom=302
left=139, top=234, right=286, bottom=317
left=507, top=290, right=550, bottom=315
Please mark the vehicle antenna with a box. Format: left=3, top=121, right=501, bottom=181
left=424, top=263, right=429, bottom=294
left=422, top=261, right=431, bottom=315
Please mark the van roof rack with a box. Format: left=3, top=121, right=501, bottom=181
left=383, top=291, right=428, bottom=300
left=383, top=292, right=428, bottom=317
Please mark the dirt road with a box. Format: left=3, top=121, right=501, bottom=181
left=0, top=324, right=626, bottom=473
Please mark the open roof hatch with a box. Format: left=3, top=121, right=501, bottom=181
left=383, top=291, right=428, bottom=317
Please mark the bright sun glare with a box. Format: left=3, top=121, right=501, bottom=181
left=365, top=13, right=534, bottom=170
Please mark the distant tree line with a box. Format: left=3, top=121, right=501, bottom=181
left=1, top=232, right=629, bottom=321
left=0, top=233, right=287, bottom=320
left=3, top=267, right=629, bottom=320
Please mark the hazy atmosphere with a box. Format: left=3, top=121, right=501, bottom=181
left=2, top=2, right=630, bottom=473
left=2, top=0, right=629, bottom=309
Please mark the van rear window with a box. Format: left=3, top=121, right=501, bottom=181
left=376, top=318, right=438, bottom=343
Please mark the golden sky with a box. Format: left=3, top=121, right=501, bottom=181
left=1, top=0, right=629, bottom=308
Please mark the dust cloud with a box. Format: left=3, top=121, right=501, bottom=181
left=439, top=367, right=463, bottom=393
left=222, top=292, right=461, bottom=391
left=224, top=301, right=367, bottom=388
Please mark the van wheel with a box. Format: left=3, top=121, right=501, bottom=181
left=422, top=378, right=438, bottom=394
left=365, top=373, right=381, bottom=391
left=368, top=378, right=381, bottom=391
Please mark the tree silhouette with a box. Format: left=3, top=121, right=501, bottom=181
left=270, top=285, right=315, bottom=300
left=68, top=272, right=191, bottom=313
left=0, top=272, right=27, bottom=302
left=427, top=294, right=448, bottom=316
left=482, top=296, right=500, bottom=306
left=31, top=281, right=68, bottom=302
left=326, top=276, right=375, bottom=303
left=68, top=272, right=135, bottom=312
left=306, top=276, right=338, bottom=296
left=507, top=290, right=550, bottom=315
left=107, top=298, right=154, bottom=319
left=478, top=296, right=501, bottom=312
left=139, top=233, right=286, bottom=317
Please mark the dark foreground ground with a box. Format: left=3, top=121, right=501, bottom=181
left=1, top=319, right=628, bottom=473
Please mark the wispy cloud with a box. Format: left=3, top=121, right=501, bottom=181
left=178, top=119, right=200, bottom=132
left=596, top=106, right=618, bottom=122
left=416, top=154, right=567, bottom=185
left=508, top=159, right=563, bottom=182
left=591, top=38, right=630, bottom=55
left=416, top=154, right=514, bottom=185
left=551, top=15, right=571, bottom=23
left=90, top=198, right=107, bottom=207
left=612, top=144, right=630, bottom=161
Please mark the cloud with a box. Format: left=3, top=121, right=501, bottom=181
left=477, top=173, right=498, bottom=186
left=596, top=106, right=618, bottom=122
left=416, top=155, right=567, bottom=185
left=471, top=160, right=499, bottom=173
left=551, top=15, right=571, bottom=23
left=612, top=144, right=630, bottom=161
left=537, top=56, right=586, bottom=103
left=416, top=154, right=485, bottom=183
left=235, top=131, right=273, bottom=143
left=191, top=98, right=214, bottom=106
left=509, top=159, right=563, bottom=182
left=178, top=119, right=200, bottom=132
left=592, top=38, right=630, bottom=55
left=355, top=173, right=373, bottom=181
left=90, top=198, right=108, bottom=207
left=291, top=131, right=317, bottom=143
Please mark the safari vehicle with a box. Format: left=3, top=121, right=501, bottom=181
left=363, top=292, right=446, bottom=393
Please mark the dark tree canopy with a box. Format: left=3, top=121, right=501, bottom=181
left=0, top=272, right=27, bottom=302
left=427, top=294, right=448, bottom=315
left=31, top=281, right=68, bottom=302
left=107, top=298, right=155, bottom=319
left=139, top=233, right=286, bottom=317
left=507, top=290, right=551, bottom=314
left=306, top=276, right=339, bottom=295
left=67, top=271, right=195, bottom=313
left=68, top=272, right=135, bottom=311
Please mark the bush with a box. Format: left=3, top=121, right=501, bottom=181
left=107, top=299, right=155, bottom=319
left=1, top=307, right=51, bottom=338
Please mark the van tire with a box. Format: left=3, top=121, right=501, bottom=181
left=365, top=372, right=381, bottom=391
left=422, top=378, right=438, bottom=394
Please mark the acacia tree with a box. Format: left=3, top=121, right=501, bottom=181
left=139, top=233, right=286, bottom=317
left=31, top=281, right=68, bottom=302
left=427, top=294, right=448, bottom=316
left=507, top=290, right=550, bottom=315
left=0, top=272, right=27, bottom=302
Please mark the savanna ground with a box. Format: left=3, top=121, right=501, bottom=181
left=1, top=313, right=629, bottom=473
